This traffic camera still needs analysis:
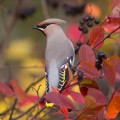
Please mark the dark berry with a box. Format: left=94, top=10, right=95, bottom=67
left=79, top=25, right=84, bottom=31
left=94, top=19, right=100, bottom=24
left=95, top=59, right=102, bottom=70
left=76, top=41, right=82, bottom=47
left=83, top=27, right=88, bottom=33
left=75, top=46, right=80, bottom=54
left=89, top=15, right=94, bottom=20
left=80, top=19, right=84, bottom=24
left=77, top=70, right=83, bottom=82
left=84, top=16, right=89, bottom=21
left=98, top=52, right=107, bottom=60
left=87, top=21, right=93, bottom=27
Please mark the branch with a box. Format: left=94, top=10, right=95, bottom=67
left=9, top=98, right=18, bottom=120
left=30, top=106, right=46, bottom=120
left=92, top=25, right=120, bottom=49
left=25, top=75, right=45, bottom=92
left=11, top=92, right=46, bottom=120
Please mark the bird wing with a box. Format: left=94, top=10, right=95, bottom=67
left=57, top=56, right=74, bottom=91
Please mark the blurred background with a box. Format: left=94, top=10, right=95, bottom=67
left=0, top=0, right=115, bottom=96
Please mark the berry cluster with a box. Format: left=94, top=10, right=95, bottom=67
left=79, top=15, right=100, bottom=33
left=95, top=52, right=107, bottom=70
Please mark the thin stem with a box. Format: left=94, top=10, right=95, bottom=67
left=25, top=75, right=45, bottom=92
left=30, top=106, right=46, bottom=120
left=9, top=98, right=18, bottom=120
left=92, top=25, right=120, bottom=49
left=11, top=92, right=46, bottom=120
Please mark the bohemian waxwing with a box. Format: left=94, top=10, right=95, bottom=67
left=33, top=18, right=75, bottom=93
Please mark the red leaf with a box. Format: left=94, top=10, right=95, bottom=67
left=109, top=56, right=120, bottom=82
left=103, top=59, right=116, bottom=88
left=79, top=44, right=96, bottom=63
left=87, top=88, right=107, bottom=105
left=111, top=3, right=120, bottom=18
left=111, top=0, right=120, bottom=9
left=102, top=23, right=120, bottom=33
left=68, top=91, right=85, bottom=104
left=10, top=80, right=29, bottom=103
left=106, top=88, right=120, bottom=119
left=102, top=17, right=120, bottom=28
left=0, top=82, right=14, bottom=97
left=90, top=26, right=104, bottom=49
left=45, top=92, right=74, bottom=109
left=61, top=106, right=69, bottom=119
left=79, top=61, right=99, bottom=79
left=65, top=24, right=87, bottom=45
left=80, top=87, right=88, bottom=97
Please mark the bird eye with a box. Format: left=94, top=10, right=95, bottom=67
left=40, top=24, right=50, bottom=29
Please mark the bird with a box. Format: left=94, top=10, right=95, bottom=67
left=33, top=18, right=75, bottom=93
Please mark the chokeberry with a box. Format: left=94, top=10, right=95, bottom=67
left=87, top=21, right=93, bottom=27
left=98, top=52, right=107, bottom=60
left=79, top=25, right=84, bottom=31
left=95, top=59, right=102, bottom=70
left=76, top=41, right=82, bottom=47
left=83, top=27, right=88, bottom=33
left=80, top=19, right=84, bottom=24
left=89, top=15, right=94, bottom=20
left=84, top=16, right=89, bottom=21
left=94, top=19, right=100, bottom=24
left=75, top=46, right=80, bottom=54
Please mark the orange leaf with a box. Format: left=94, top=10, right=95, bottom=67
left=109, top=56, right=120, bottom=82
left=90, top=26, right=104, bottom=49
left=106, top=88, right=120, bottom=119
left=103, top=59, right=116, bottom=88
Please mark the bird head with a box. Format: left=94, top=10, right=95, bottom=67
left=33, top=18, right=66, bottom=37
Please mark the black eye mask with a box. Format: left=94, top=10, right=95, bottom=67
left=38, top=23, right=51, bottom=29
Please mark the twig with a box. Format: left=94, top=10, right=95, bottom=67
left=92, top=25, right=120, bottom=49
left=11, top=92, right=46, bottom=120
left=0, top=108, right=11, bottom=116
left=40, top=0, right=50, bottom=18
left=32, top=85, right=41, bottom=98
left=30, top=106, right=46, bottom=120
left=9, top=98, right=18, bottom=120
left=25, top=75, right=45, bottom=92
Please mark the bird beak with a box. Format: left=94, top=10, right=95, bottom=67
left=33, top=26, right=39, bottom=30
